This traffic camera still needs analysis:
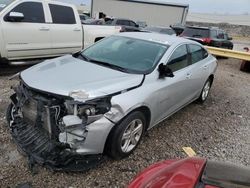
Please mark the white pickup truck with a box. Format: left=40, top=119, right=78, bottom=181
left=0, top=0, right=121, bottom=62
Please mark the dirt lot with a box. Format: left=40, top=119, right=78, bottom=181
left=0, top=57, right=250, bottom=187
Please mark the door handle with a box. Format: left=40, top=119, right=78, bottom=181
left=39, top=27, right=50, bottom=31
left=73, top=28, right=81, bottom=32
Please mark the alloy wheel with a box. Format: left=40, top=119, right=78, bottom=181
left=120, top=119, right=143, bottom=153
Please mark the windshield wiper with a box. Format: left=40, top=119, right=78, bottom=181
left=88, top=59, right=130, bottom=73
left=79, top=53, right=90, bottom=61
left=73, top=52, right=90, bottom=62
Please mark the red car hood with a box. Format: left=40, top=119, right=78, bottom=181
left=128, top=157, right=206, bottom=188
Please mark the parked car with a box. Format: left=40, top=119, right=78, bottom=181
left=181, top=26, right=234, bottom=49
left=105, top=18, right=140, bottom=32
left=136, top=21, right=147, bottom=28
left=145, top=26, right=176, bottom=35
left=79, top=13, right=90, bottom=22
left=170, top=23, right=185, bottom=36
left=82, top=18, right=104, bottom=25
left=128, top=157, right=250, bottom=188
left=7, top=32, right=217, bottom=170
left=0, top=0, right=121, bottom=63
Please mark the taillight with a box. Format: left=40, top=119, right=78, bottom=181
left=116, top=26, right=125, bottom=32
left=202, top=38, right=211, bottom=44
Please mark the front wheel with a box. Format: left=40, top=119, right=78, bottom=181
left=198, top=78, right=212, bottom=103
left=105, top=111, right=146, bottom=159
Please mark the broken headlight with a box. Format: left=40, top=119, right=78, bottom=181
left=65, top=97, right=112, bottom=124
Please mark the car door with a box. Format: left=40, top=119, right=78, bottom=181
left=48, top=3, right=82, bottom=55
left=186, top=44, right=211, bottom=100
left=1, top=1, right=51, bottom=60
left=154, top=44, right=194, bottom=122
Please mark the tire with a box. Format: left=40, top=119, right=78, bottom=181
left=198, top=78, right=212, bottom=103
left=6, top=103, right=14, bottom=127
left=105, top=111, right=146, bottom=160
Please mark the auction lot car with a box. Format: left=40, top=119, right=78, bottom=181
left=128, top=157, right=250, bottom=188
left=145, top=26, right=176, bottom=35
left=6, top=32, right=217, bottom=170
left=105, top=18, right=140, bottom=32
left=0, top=0, right=120, bottom=63
left=181, top=26, right=234, bottom=49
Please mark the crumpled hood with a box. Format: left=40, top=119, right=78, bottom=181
left=21, top=55, right=144, bottom=101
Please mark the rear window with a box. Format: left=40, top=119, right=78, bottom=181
left=49, top=4, right=76, bottom=24
left=182, top=27, right=209, bottom=38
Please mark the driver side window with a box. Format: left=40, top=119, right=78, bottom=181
left=167, top=45, right=189, bottom=72
left=4, top=2, right=45, bottom=23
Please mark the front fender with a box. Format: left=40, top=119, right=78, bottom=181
left=105, top=95, right=151, bottom=124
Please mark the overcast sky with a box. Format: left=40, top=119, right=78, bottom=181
left=62, top=0, right=250, bottom=15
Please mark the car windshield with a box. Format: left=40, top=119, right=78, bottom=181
left=182, top=27, right=209, bottom=38
left=81, top=36, right=168, bottom=74
left=0, top=0, right=13, bottom=12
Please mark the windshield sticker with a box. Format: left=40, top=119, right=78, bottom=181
left=0, top=4, right=6, bottom=8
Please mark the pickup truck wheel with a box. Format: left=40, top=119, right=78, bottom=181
left=0, top=58, right=9, bottom=67
left=106, top=111, right=146, bottom=160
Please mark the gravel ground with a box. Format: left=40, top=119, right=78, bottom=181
left=0, top=57, right=249, bottom=188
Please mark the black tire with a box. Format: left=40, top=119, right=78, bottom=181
left=197, top=78, right=212, bottom=103
left=6, top=103, right=14, bottom=127
left=105, top=111, right=146, bottom=160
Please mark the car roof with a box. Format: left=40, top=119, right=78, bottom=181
left=115, top=32, right=194, bottom=46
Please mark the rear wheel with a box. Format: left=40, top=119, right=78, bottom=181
left=106, top=111, right=146, bottom=159
left=198, top=78, right=212, bottom=103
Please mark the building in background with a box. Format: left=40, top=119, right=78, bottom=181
left=91, top=0, right=189, bottom=26
left=76, top=4, right=91, bottom=14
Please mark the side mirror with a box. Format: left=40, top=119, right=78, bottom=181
left=135, top=24, right=139, bottom=28
left=158, top=63, right=174, bottom=78
left=7, top=12, right=24, bottom=22
left=228, top=36, right=233, bottom=40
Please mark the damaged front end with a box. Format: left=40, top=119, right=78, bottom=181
left=7, top=80, right=114, bottom=171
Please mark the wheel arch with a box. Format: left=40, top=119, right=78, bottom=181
left=104, top=105, right=151, bottom=154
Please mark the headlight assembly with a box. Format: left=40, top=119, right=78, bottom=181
left=65, top=97, right=112, bottom=125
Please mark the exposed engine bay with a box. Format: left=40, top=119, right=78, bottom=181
left=8, top=80, right=114, bottom=171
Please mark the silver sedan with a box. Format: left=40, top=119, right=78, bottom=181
left=7, top=32, right=217, bottom=169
